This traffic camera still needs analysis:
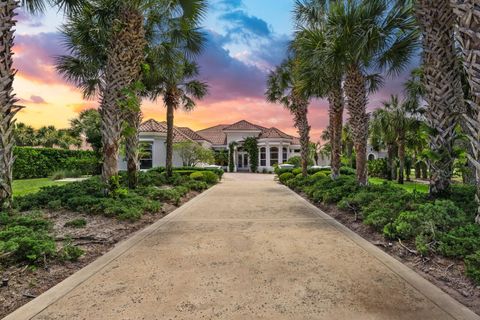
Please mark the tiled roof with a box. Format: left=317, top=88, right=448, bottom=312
left=139, top=119, right=192, bottom=143
left=177, top=127, right=208, bottom=142
left=196, top=124, right=229, bottom=145
left=223, top=120, right=265, bottom=131
left=259, top=127, right=294, bottom=140
left=291, top=137, right=301, bottom=145
left=139, top=119, right=167, bottom=134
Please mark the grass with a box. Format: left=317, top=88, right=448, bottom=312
left=13, top=178, right=70, bottom=197
left=369, top=177, right=429, bottom=194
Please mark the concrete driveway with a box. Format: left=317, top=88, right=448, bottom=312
left=6, top=173, right=479, bottom=320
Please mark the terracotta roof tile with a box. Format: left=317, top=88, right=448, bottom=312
left=259, top=127, right=294, bottom=139
left=223, top=120, right=265, bottom=131
left=139, top=119, right=193, bottom=143
left=196, top=124, right=229, bottom=145
left=177, top=127, right=208, bottom=142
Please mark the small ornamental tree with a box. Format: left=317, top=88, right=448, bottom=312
left=173, top=141, right=214, bottom=167
left=244, top=137, right=259, bottom=172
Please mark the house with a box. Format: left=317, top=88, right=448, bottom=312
left=119, top=119, right=302, bottom=172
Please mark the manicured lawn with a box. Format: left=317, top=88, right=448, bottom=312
left=369, top=177, right=429, bottom=193
left=13, top=178, right=70, bottom=197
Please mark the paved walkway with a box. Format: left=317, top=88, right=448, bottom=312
left=6, top=174, right=479, bottom=320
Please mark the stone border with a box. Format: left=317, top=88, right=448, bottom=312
left=2, top=185, right=219, bottom=320
left=286, top=185, right=480, bottom=320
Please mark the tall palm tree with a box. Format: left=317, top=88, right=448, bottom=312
left=306, top=0, right=418, bottom=186
left=266, top=58, right=311, bottom=177
left=0, top=0, right=82, bottom=208
left=57, top=0, right=146, bottom=189
left=14, top=123, right=37, bottom=146
left=57, top=0, right=206, bottom=187
left=371, top=105, right=398, bottom=181
left=415, top=0, right=466, bottom=196
left=451, top=0, right=480, bottom=223
left=145, top=59, right=208, bottom=177
left=293, top=0, right=345, bottom=179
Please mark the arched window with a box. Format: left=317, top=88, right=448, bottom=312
left=282, top=147, right=288, bottom=163
left=260, top=147, right=266, bottom=166
left=270, top=147, right=279, bottom=166
left=368, top=154, right=376, bottom=161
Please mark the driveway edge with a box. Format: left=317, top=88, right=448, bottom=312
left=286, top=185, right=480, bottom=320
left=2, top=185, right=219, bottom=320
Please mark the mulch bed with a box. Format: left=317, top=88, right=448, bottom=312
left=0, top=191, right=200, bottom=319
left=299, top=192, right=480, bottom=315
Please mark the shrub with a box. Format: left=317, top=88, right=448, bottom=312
left=58, top=239, right=84, bottom=262
left=311, top=171, right=327, bottom=179
left=0, top=212, right=56, bottom=264
left=438, top=224, right=480, bottom=258
left=138, top=170, right=167, bottom=187
left=64, top=218, right=87, bottom=228
left=279, top=172, right=295, bottom=184
left=465, top=251, right=480, bottom=284
left=276, top=167, right=294, bottom=175
left=287, top=156, right=314, bottom=168
left=340, top=166, right=356, bottom=175
left=368, top=159, right=388, bottom=178
left=201, top=171, right=219, bottom=184
left=292, top=168, right=303, bottom=175
left=13, top=147, right=99, bottom=179
left=190, top=172, right=204, bottom=181
left=51, top=169, right=84, bottom=180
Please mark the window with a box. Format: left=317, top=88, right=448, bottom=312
left=260, top=147, right=266, bottom=166
left=282, top=147, right=288, bottom=163
left=270, top=147, right=278, bottom=166
left=140, top=142, right=153, bottom=170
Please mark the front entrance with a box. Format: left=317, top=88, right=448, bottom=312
left=237, top=152, right=250, bottom=171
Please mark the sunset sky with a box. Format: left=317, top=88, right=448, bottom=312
left=16, top=0, right=414, bottom=140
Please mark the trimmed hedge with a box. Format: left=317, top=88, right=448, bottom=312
left=14, top=147, right=100, bottom=179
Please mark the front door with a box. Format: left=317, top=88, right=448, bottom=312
left=237, top=152, right=249, bottom=171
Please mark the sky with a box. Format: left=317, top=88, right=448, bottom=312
left=15, top=0, right=413, bottom=141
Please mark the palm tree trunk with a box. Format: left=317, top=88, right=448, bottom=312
left=416, top=0, right=465, bottom=197
left=125, top=108, right=142, bottom=189
left=328, top=80, right=344, bottom=179
left=292, top=96, right=311, bottom=177
left=344, top=65, right=369, bottom=186
left=451, top=0, right=480, bottom=223
left=387, top=144, right=395, bottom=181
left=100, top=6, right=146, bottom=188
left=0, top=1, right=22, bottom=210
left=398, top=138, right=406, bottom=185
left=164, top=89, right=178, bottom=178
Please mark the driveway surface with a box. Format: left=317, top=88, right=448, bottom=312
left=6, top=173, right=479, bottom=320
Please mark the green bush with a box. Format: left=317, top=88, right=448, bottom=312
left=340, top=166, right=356, bottom=175
left=287, top=156, right=314, bottom=168
left=0, top=212, right=56, bottom=263
left=368, top=159, right=388, bottom=178
left=438, top=224, right=480, bottom=258
left=64, top=218, right=87, bottom=228
left=190, top=172, right=204, bottom=181
left=275, top=167, right=294, bottom=175
left=201, top=171, right=219, bottom=184
left=311, top=171, right=327, bottom=179
left=58, top=239, right=84, bottom=262
left=14, top=147, right=99, bottom=179
left=51, top=169, right=84, bottom=180
left=465, top=251, right=480, bottom=284
left=279, top=172, right=295, bottom=184
left=292, top=168, right=303, bottom=175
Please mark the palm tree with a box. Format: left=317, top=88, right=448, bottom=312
left=293, top=0, right=345, bottom=179
left=0, top=0, right=82, bottom=208
left=414, top=0, right=466, bottom=196
left=310, top=0, right=417, bottom=186
left=266, top=58, right=311, bottom=177
left=145, top=59, right=208, bottom=177
left=14, top=123, right=37, bottom=146
left=58, top=0, right=207, bottom=186
left=451, top=0, right=480, bottom=223
left=70, top=109, right=102, bottom=154
left=371, top=106, right=398, bottom=181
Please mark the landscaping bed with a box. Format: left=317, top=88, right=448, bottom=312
left=0, top=168, right=221, bottom=318
left=279, top=172, right=480, bottom=315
